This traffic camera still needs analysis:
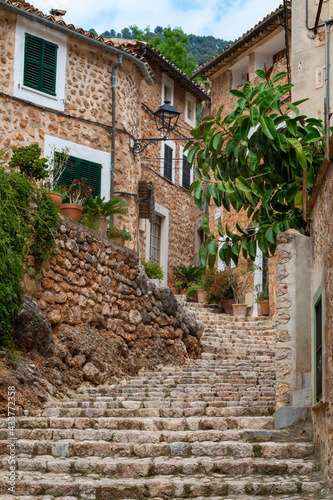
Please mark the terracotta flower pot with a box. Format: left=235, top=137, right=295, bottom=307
left=197, top=289, right=208, bottom=303
left=232, top=303, right=248, bottom=316
left=95, top=216, right=109, bottom=237
left=48, top=191, right=63, bottom=208
left=218, top=298, right=234, bottom=314
left=258, top=299, right=269, bottom=316
left=110, top=235, right=126, bottom=245
left=60, top=203, right=83, bottom=222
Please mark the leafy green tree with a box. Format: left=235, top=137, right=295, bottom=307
left=151, top=27, right=197, bottom=76
left=88, top=28, right=98, bottom=36
left=185, top=71, right=325, bottom=268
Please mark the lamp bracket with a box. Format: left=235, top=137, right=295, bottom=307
left=130, top=136, right=166, bottom=155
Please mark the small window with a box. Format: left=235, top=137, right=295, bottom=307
left=273, top=48, right=286, bottom=64
left=150, top=215, right=162, bottom=264
left=162, top=74, right=174, bottom=104
left=164, top=84, right=172, bottom=102
left=24, top=33, right=58, bottom=95
left=314, top=293, right=323, bottom=403
left=164, top=144, right=173, bottom=181
left=185, top=93, right=196, bottom=126
left=182, top=154, right=191, bottom=190
left=58, top=155, right=102, bottom=197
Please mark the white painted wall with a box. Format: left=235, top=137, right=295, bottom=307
left=43, top=135, right=111, bottom=200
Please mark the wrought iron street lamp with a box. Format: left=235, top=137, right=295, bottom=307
left=130, top=101, right=181, bottom=155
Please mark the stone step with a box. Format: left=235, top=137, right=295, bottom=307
left=0, top=471, right=324, bottom=499
left=33, top=405, right=275, bottom=419
left=2, top=438, right=314, bottom=459
left=3, top=456, right=318, bottom=478
left=6, top=415, right=275, bottom=431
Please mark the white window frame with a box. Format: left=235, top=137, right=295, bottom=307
left=179, top=146, right=193, bottom=188
left=160, top=140, right=176, bottom=183
left=145, top=204, right=169, bottom=286
left=43, top=135, right=111, bottom=200
left=162, top=73, right=174, bottom=104
left=185, top=92, right=196, bottom=127
left=14, top=16, right=67, bottom=111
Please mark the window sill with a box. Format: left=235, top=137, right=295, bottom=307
left=20, top=84, right=58, bottom=101
left=185, top=118, right=196, bottom=128
left=312, top=399, right=328, bottom=413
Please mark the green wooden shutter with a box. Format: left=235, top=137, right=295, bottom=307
left=58, top=155, right=101, bottom=198
left=164, top=144, right=173, bottom=181
left=24, top=34, right=57, bottom=95
left=24, top=34, right=42, bottom=90
left=41, top=41, right=57, bottom=95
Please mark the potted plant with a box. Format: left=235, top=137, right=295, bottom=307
left=44, top=147, right=69, bottom=208
left=82, top=196, right=129, bottom=236
left=107, top=225, right=132, bottom=245
left=60, top=177, right=94, bottom=222
left=176, top=281, right=187, bottom=295
left=224, top=265, right=254, bottom=317
left=255, top=284, right=269, bottom=316
left=173, top=264, right=205, bottom=292
left=206, top=271, right=234, bottom=313
left=142, top=259, right=165, bottom=285
left=186, top=279, right=207, bottom=303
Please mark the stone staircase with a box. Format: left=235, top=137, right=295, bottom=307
left=0, top=300, right=331, bottom=499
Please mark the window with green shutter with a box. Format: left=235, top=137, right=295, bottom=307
left=58, top=155, right=102, bottom=198
left=24, top=33, right=58, bottom=96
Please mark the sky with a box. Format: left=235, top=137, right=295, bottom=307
left=30, top=0, right=282, bottom=41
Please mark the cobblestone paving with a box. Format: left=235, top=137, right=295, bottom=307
left=0, top=300, right=331, bottom=499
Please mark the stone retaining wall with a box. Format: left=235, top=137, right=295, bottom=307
left=30, top=217, right=203, bottom=357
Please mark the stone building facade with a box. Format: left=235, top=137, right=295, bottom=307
left=192, top=4, right=291, bottom=315
left=0, top=1, right=210, bottom=288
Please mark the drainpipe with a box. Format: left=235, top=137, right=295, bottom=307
left=324, top=21, right=333, bottom=159
left=110, top=55, right=123, bottom=203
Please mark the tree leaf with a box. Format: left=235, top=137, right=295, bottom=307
left=260, top=115, right=276, bottom=140
left=202, top=213, right=210, bottom=235
left=229, top=89, right=245, bottom=98
left=270, top=71, right=288, bottom=83
left=266, top=226, right=275, bottom=244
left=187, top=145, right=199, bottom=165
left=194, top=181, right=202, bottom=199
left=286, top=118, right=298, bottom=136
left=261, top=188, right=274, bottom=207
left=251, top=181, right=263, bottom=197
left=294, top=191, right=303, bottom=208
left=236, top=176, right=252, bottom=192
left=240, top=116, right=251, bottom=140
left=248, top=239, right=256, bottom=258
left=225, top=179, right=235, bottom=193
left=250, top=107, right=259, bottom=127
left=217, top=217, right=224, bottom=237
left=208, top=239, right=218, bottom=255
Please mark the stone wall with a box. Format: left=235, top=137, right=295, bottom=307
left=310, top=161, right=333, bottom=490
left=275, top=231, right=312, bottom=409
left=30, top=216, right=203, bottom=359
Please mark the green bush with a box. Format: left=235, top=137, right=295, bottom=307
left=142, top=259, right=165, bottom=281
left=0, top=146, right=60, bottom=348
left=9, top=144, right=48, bottom=180
left=107, top=225, right=132, bottom=241
left=172, top=264, right=205, bottom=290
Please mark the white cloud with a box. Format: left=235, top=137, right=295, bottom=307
left=30, top=0, right=281, bottom=41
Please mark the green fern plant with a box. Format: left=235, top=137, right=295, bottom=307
left=142, top=259, right=165, bottom=280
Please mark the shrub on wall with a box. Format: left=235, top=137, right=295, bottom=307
left=0, top=146, right=60, bottom=348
